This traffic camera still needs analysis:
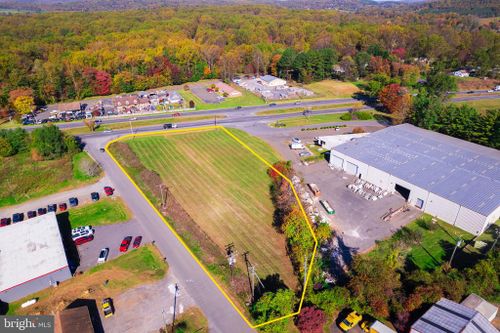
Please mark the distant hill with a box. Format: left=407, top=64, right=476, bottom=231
left=0, top=0, right=416, bottom=12
left=419, top=0, right=499, bottom=18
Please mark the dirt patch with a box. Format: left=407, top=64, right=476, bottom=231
left=457, top=77, right=499, bottom=91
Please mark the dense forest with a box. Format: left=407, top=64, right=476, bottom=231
left=419, top=0, right=500, bottom=18
left=0, top=5, right=498, bottom=110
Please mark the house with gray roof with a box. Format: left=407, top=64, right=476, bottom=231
left=329, top=124, right=500, bottom=235
left=411, top=298, right=498, bottom=333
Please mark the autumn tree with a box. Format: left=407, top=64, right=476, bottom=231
left=379, top=83, right=412, bottom=124
left=9, top=88, right=34, bottom=115
left=296, top=306, right=326, bottom=333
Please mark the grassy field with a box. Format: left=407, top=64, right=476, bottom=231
left=63, top=114, right=224, bottom=136
left=72, top=151, right=102, bottom=181
left=270, top=112, right=373, bottom=127
left=68, top=198, right=130, bottom=228
left=369, top=215, right=479, bottom=271
left=123, top=129, right=296, bottom=289
left=452, top=99, right=500, bottom=113
left=256, top=103, right=360, bottom=116
left=456, top=77, right=499, bottom=91
left=303, top=80, right=360, bottom=99
left=179, top=89, right=264, bottom=110
left=8, top=245, right=167, bottom=315
left=0, top=151, right=101, bottom=207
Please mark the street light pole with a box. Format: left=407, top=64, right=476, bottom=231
left=449, top=238, right=462, bottom=267
left=171, top=283, right=179, bottom=333
left=129, top=120, right=133, bottom=135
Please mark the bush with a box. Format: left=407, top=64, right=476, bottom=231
left=354, top=111, right=373, bottom=120
left=352, top=127, right=365, bottom=134
left=0, top=137, right=14, bottom=157
left=416, top=217, right=438, bottom=231
left=0, top=128, right=28, bottom=156
left=296, top=307, right=326, bottom=333
left=340, top=113, right=352, bottom=121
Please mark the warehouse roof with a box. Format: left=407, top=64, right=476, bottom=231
left=411, top=298, right=498, bottom=333
left=0, top=212, right=69, bottom=292
left=333, top=124, right=500, bottom=216
left=461, top=293, right=498, bottom=322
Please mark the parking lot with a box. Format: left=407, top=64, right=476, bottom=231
left=243, top=123, right=421, bottom=253
left=190, top=84, right=223, bottom=103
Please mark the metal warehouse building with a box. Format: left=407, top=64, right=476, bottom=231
left=329, top=124, right=500, bottom=235
left=0, top=212, right=72, bottom=302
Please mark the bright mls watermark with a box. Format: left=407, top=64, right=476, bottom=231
left=1, top=316, right=54, bottom=333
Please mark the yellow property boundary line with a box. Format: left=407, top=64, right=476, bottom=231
left=105, top=125, right=318, bottom=329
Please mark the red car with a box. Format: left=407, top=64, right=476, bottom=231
left=133, top=236, right=142, bottom=248
left=104, top=186, right=114, bottom=196
left=0, top=218, right=11, bottom=227
left=120, top=236, right=132, bottom=252
left=74, top=235, right=94, bottom=246
left=59, top=203, right=68, bottom=211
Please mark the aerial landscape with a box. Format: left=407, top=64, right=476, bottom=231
left=0, top=0, right=498, bottom=332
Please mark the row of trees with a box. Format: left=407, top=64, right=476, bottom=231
left=0, top=5, right=497, bottom=110
left=0, top=126, right=80, bottom=159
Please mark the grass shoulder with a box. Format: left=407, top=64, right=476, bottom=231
left=67, top=197, right=131, bottom=228
left=8, top=244, right=167, bottom=315
left=161, top=307, right=208, bottom=333
left=451, top=99, right=500, bottom=113
left=270, top=111, right=375, bottom=128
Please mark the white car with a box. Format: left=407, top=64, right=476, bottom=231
left=292, top=137, right=301, bottom=144
left=97, top=248, right=109, bottom=264
left=72, top=226, right=93, bottom=236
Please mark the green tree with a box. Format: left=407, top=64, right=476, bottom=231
left=0, top=137, right=14, bottom=157
left=31, top=125, right=67, bottom=160
left=251, top=289, right=296, bottom=332
left=426, top=68, right=457, bottom=99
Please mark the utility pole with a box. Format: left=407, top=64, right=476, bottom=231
left=171, top=283, right=179, bottom=333
left=488, top=229, right=499, bottom=253
left=243, top=252, right=264, bottom=302
left=225, top=243, right=236, bottom=278
left=129, top=120, right=133, bottom=135
left=449, top=238, right=462, bottom=267
left=214, top=115, right=217, bottom=126
left=303, top=253, right=308, bottom=287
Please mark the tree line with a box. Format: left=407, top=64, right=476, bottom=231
left=0, top=5, right=497, bottom=114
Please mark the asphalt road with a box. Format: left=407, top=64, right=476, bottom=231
left=84, top=137, right=255, bottom=333
left=28, top=93, right=500, bottom=132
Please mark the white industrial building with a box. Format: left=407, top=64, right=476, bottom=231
left=259, top=75, right=287, bottom=87
left=0, top=212, right=72, bottom=302
left=329, top=124, right=500, bottom=235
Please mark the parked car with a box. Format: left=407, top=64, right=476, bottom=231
left=59, top=203, right=68, bottom=211
left=97, top=248, right=109, bottom=264
left=91, top=192, right=100, bottom=202
left=99, top=148, right=105, bottom=153
left=72, top=230, right=94, bottom=241
left=37, top=207, right=47, bottom=215
left=0, top=218, right=11, bottom=227
left=12, top=213, right=24, bottom=223
left=119, top=236, right=133, bottom=252
left=74, top=235, right=94, bottom=245
left=69, top=197, right=79, bottom=207
left=299, top=151, right=312, bottom=157
left=292, top=137, right=301, bottom=144
left=102, top=298, right=114, bottom=318
left=104, top=186, right=114, bottom=196
left=339, top=311, right=363, bottom=331
left=71, top=226, right=94, bottom=236
left=133, top=236, right=142, bottom=248
left=47, top=204, right=57, bottom=213
left=27, top=210, right=37, bottom=219
left=163, top=123, right=177, bottom=129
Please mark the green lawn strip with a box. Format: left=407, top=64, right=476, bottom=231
left=169, top=307, right=208, bottom=333
left=451, top=99, right=500, bottom=113
left=256, top=103, right=359, bottom=116
left=8, top=245, right=167, bottom=315
left=67, top=197, right=131, bottom=228
left=270, top=113, right=350, bottom=127
left=369, top=214, right=477, bottom=271
left=178, top=89, right=264, bottom=110
left=63, top=114, right=224, bottom=136
left=0, top=152, right=101, bottom=208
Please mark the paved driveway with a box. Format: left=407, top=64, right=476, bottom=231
left=76, top=219, right=148, bottom=273
left=0, top=176, right=113, bottom=221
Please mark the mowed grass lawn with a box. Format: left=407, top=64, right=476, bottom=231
left=270, top=112, right=367, bottom=127
left=68, top=197, right=130, bottom=228
left=452, top=99, right=500, bottom=113
left=179, top=89, right=264, bottom=110
left=304, top=80, right=360, bottom=99
left=125, top=129, right=296, bottom=287
left=9, top=245, right=167, bottom=315
left=0, top=151, right=101, bottom=207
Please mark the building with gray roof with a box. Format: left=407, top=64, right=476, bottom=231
left=329, top=124, right=500, bottom=235
left=411, top=298, right=499, bottom=333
